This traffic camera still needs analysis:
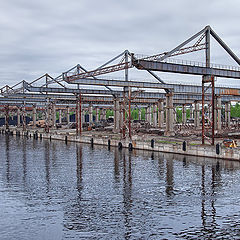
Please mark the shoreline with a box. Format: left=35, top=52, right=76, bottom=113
left=1, top=127, right=239, bottom=161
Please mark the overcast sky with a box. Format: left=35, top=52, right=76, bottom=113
left=1, top=0, right=240, bottom=87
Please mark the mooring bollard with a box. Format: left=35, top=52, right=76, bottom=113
left=129, top=142, right=133, bottom=151
left=65, top=136, right=68, bottom=144
left=151, top=139, right=154, bottom=148
left=118, top=142, right=122, bottom=150
left=90, top=138, right=94, bottom=147
left=108, top=139, right=111, bottom=150
left=50, top=136, right=52, bottom=141
left=182, top=141, right=187, bottom=151
left=216, top=143, right=220, bottom=155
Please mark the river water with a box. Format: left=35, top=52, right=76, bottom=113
left=0, top=134, right=240, bottom=239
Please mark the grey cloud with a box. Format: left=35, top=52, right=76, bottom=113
left=0, top=0, right=240, bottom=86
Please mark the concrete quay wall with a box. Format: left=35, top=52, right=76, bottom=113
left=2, top=128, right=240, bottom=161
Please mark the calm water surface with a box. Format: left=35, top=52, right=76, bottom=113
left=0, top=134, right=240, bottom=239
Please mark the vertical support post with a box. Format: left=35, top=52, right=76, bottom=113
left=89, top=104, right=93, bottom=125
left=4, top=105, right=9, bottom=130
left=211, top=76, right=215, bottom=145
left=202, top=77, right=205, bottom=144
left=158, top=100, right=164, bottom=128
left=190, top=104, right=193, bottom=119
left=165, top=92, right=174, bottom=136
left=23, top=101, right=26, bottom=131
left=99, top=108, right=103, bottom=121
left=206, top=26, right=210, bottom=68
left=145, top=107, right=148, bottom=122
left=217, top=96, right=222, bottom=131
left=122, top=50, right=129, bottom=139
left=182, top=104, right=186, bottom=125
left=228, top=102, right=231, bottom=127
left=76, top=95, right=79, bottom=136
left=153, top=104, right=157, bottom=127
left=67, top=106, right=70, bottom=124
left=148, top=106, right=152, bottom=125
left=225, top=103, right=228, bottom=127
left=59, top=109, right=62, bottom=124
left=17, top=107, right=21, bottom=127
left=114, top=98, right=120, bottom=133
left=103, top=109, right=106, bottom=121
left=194, top=102, right=200, bottom=128
left=52, top=103, right=56, bottom=128
left=128, top=88, right=131, bottom=139
left=225, top=102, right=231, bottom=128
left=96, top=107, right=99, bottom=123
left=45, top=98, right=50, bottom=133
left=79, top=93, right=82, bottom=135
left=33, top=104, right=37, bottom=127
left=120, top=104, right=123, bottom=130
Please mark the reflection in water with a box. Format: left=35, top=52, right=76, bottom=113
left=1, top=135, right=240, bottom=239
left=114, top=148, right=120, bottom=183
left=5, top=135, right=10, bottom=183
left=76, top=144, right=83, bottom=195
left=44, top=141, right=50, bottom=193
left=122, top=150, right=132, bottom=240
left=22, top=137, right=27, bottom=185
left=166, top=155, right=174, bottom=197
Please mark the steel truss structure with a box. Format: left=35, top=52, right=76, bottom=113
left=1, top=26, right=240, bottom=143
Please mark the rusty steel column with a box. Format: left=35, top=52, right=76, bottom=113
left=214, top=97, right=217, bottom=131
left=217, top=96, right=222, bottom=131
left=211, top=76, right=215, bottom=145
left=79, top=93, right=82, bottom=135
left=76, top=95, right=79, bottom=136
left=122, top=101, right=126, bottom=139
left=113, top=99, right=117, bottom=132
left=128, top=88, right=131, bottom=139
left=202, top=78, right=205, bottom=144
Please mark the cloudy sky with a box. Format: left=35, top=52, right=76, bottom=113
left=1, top=0, right=240, bottom=87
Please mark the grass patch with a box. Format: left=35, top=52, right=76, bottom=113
left=155, top=140, right=181, bottom=145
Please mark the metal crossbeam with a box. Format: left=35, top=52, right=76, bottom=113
left=66, top=77, right=173, bottom=89
left=24, top=81, right=240, bottom=96
left=134, top=60, right=240, bottom=79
